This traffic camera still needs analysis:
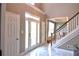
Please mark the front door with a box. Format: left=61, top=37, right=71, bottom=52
left=25, top=18, right=40, bottom=51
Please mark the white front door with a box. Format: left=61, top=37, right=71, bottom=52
left=4, top=11, right=20, bottom=56
left=25, top=18, right=40, bottom=51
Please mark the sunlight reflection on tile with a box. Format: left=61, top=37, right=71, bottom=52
left=25, top=43, right=73, bottom=56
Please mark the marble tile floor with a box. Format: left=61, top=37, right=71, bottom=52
left=25, top=44, right=73, bottom=56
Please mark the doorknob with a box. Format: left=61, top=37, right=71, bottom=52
left=16, top=38, right=19, bottom=40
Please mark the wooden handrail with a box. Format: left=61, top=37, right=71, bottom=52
left=55, top=12, right=79, bottom=32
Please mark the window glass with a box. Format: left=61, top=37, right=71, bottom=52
left=48, top=22, right=54, bottom=36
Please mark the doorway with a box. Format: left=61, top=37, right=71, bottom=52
left=47, top=20, right=55, bottom=43
left=4, top=11, right=20, bottom=56
left=48, top=21, right=55, bottom=37
left=25, top=13, right=40, bottom=51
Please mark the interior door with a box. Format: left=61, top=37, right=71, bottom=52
left=5, top=11, right=20, bottom=56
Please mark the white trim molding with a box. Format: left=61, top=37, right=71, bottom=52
left=1, top=3, right=6, bottom=56
left=26, top=3, right=45, bottom=15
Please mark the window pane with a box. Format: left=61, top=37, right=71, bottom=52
left=48, top=22, right=54, bottom=36
left=31, top=21, right=37, bottom=46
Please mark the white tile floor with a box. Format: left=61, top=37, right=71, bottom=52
left=25, top=44, right=74, bottom=56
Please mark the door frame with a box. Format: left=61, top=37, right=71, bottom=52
left=1, top=4, right=20, bottom=55
left=47, top=20, right=56, bottom=41
left=1, top=3, right=6, bottom=56
left=25, top=17, right=40, bottom=51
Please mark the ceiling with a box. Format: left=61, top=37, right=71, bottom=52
left=41, top=3, right=79, bottom=20
left=49, top=17, right=68, bottom=23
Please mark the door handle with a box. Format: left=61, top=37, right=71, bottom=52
left=16, top=38, right=19, bottom=40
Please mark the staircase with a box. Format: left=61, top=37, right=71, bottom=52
left=51, top=12, right=79, bottom=49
